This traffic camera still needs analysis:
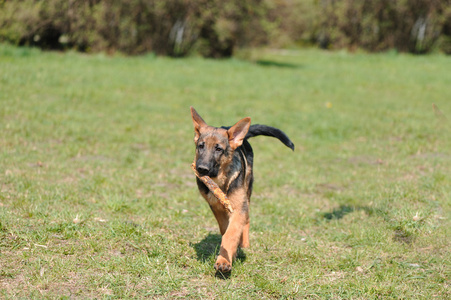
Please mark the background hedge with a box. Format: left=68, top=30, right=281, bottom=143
left=1, top=0, right=450, bottom=56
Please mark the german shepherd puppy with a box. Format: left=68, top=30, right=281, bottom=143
left=190, top=107, right=294, bottom=273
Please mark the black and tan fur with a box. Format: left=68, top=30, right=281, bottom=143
left=190, top=107, right=294, bottom=273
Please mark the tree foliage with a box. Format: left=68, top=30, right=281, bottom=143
left=282, top=0, right=450, bottom=54
left=0, top=0, right=450, bottom=56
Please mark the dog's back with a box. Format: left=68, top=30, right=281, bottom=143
left=219, top=124, right=294, bottom=197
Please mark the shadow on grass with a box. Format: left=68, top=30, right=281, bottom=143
left=323, top=205, right=355, bottom=220
left=322, top=205, right=387, bottom=220
left=322, top=205, right=414, bottom=243
left=256, top=59, right=302, bottom=69
left=192, top=233, right=246, bottom=279
left=192, top=233, right=221, bottom=262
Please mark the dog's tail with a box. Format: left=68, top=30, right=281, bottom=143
left=245, top=124, right=295, bottom=151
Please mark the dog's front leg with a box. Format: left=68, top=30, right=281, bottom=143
left=215, top=211, right=247, bottom=273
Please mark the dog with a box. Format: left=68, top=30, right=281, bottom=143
left=190, top=107, right=294, bottom=273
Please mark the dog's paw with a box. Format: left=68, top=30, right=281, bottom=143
left=214, top=256, right=232, bottom=273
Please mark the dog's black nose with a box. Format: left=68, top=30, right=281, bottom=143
left=197, top=165, right=210, bottom=176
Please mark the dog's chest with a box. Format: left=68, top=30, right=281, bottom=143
left=205, top=192, right=229, bottom=212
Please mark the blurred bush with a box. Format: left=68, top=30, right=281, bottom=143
left=0, top=0, right=269, bottom=57
left=284, top=0, right=451, bottom=54
left=0, top=0, right=450, bottom=56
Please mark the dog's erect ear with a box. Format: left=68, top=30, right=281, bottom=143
left=227, top=117, right=251, bottom=150
left=190, top=107, right=208, bottom=143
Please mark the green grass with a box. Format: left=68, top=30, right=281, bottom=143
left=1, top=44, right=450, bottom=299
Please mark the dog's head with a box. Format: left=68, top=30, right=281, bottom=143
left=190, top=107, right=250, bottom=178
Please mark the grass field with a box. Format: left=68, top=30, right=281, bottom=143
left=0, top=43, right=450, bottom=299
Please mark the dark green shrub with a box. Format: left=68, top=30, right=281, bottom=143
left=0, top=0, right=270, bottom=57
left=280, top=0, right=450, bottom=54
left=0, top=0, right=450, bottom=55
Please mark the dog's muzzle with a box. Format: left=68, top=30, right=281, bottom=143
left=196, top=164, right=210, bottom=176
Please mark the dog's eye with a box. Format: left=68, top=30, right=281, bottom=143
left=198, top=143, right=204, bottom=150
left=215, top=146, right=223, bottom=152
